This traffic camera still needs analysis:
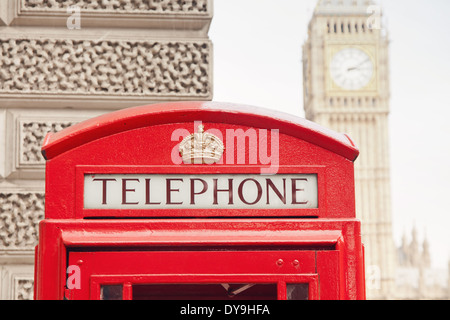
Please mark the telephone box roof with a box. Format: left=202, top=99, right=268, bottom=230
left=41, top=101, right=359, bottom=161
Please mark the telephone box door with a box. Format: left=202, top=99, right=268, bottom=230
left=66, top=249, right=340, bottom=300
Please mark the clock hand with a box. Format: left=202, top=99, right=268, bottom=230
left=347, top=58, right=370, bottom=72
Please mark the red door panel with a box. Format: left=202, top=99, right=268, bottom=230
left=66, top=249, right=338, bottom=300
left=316, top=250, right=340, bottom=300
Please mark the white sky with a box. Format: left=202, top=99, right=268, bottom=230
left=210, top=0, right=450, bottom=269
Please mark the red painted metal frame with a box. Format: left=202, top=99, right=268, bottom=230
left=36, top=219, right=365, bottom=300
left=71, top=249, right=321, bottom=300
left=70, top=249, right=320, bottom=300
left=36, top=102, right=365, bottom=300
left=42, top=101, right=359, bottom=162
left=43, top=122, right=357, bottom=219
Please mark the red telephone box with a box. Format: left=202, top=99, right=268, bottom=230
left=35, top=101, right=365, bottom=300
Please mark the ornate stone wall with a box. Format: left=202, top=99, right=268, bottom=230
left=0, top=193, right=44, bottom=249
left=0, top=39, right=211, bottom=97
left=0, top=192, right=44, bottom=300
left=20, top=121, right=76, bottom=165
left=21, top=0, right=209, bottom=13
left=0, top=0, right=213, bottom=299
left=0, top=265, right=35, bottom=300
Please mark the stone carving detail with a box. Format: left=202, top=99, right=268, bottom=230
left=22, top=0, right=208, bottom=13
left=0, top=39, right=211, bottom=96
left=15, top=278, right=34, bottom=300
left=20, top=121, right=76, bottom=165
left=0, top=193, right=45, bottom=249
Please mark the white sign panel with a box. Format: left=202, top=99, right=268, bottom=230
left=84, top=174, right=318, bottom=209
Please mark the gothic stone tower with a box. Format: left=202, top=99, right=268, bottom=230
left=302, top=0, right=395, bottom=299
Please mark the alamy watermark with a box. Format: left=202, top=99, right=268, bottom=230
left=171, top=121, right=280, bottom=175
left=66, top=265, right=81, bottom=290
left=367, top=5, right=382, bottom=30
left=366, top=265, right=381, bottom=290
left=67, top=5, right=81, bottom=30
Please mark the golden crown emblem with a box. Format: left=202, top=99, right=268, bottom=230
left=179, top=125, right=224, bottom=164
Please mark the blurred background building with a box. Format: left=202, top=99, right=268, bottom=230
left=396, top=226, right=449, bottom=299
left=302, top=0, right=396, bottom=299
left=302, top=0, right=448, bottom=300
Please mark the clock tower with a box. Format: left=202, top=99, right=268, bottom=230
left=302, top=0, right=396, bottom=299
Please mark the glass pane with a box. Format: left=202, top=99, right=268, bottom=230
left=100, top=285, right=123, bottom=300
left=287, top=283, right=309, bottom=300
left=132, top=283, right=277, bottom=300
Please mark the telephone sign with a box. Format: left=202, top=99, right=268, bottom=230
left=84, top=174, right=319, bottom=209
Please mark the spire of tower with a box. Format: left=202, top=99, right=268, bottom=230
left=411, top=224, right=418, bottom=243
left=422, top=229, right=431, bottom=268
left=409, top=225, right=420, bottom=267
left=315, top=0, right=377, bottom=15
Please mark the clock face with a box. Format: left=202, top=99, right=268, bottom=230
left=330, top=48, right=374, bottom=90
